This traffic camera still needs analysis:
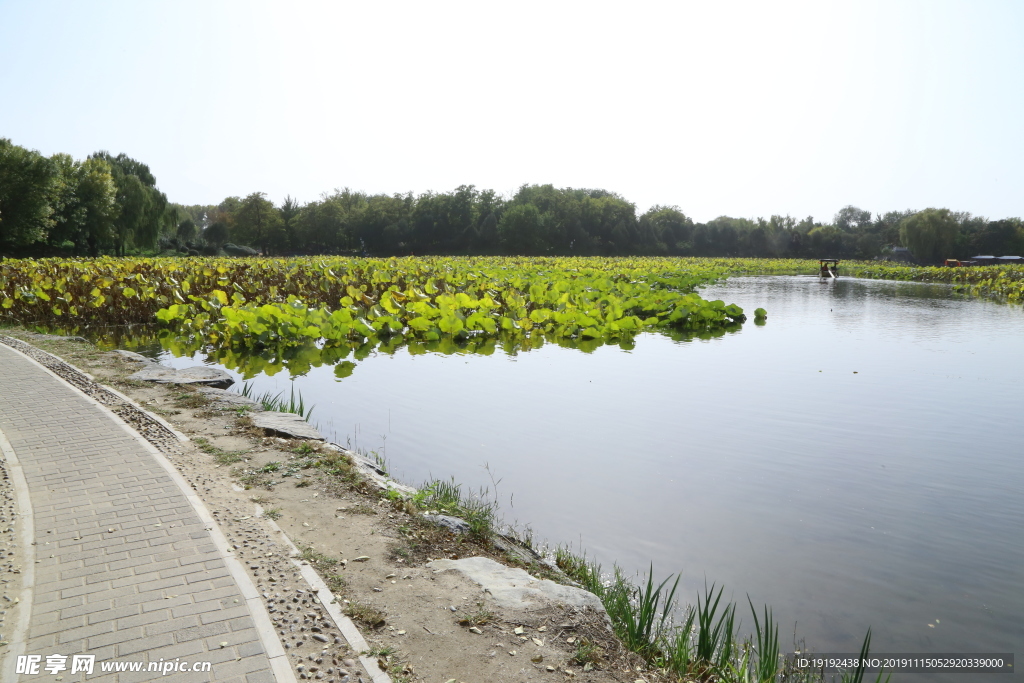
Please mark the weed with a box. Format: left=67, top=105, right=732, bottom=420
left=555, top=546, right=604, bottom=596
left=192, top=436, right=245, bottom=464
left=292, top=441, right=321, bottom=455
left=458, top=603, right=494, bottom=626
left=264, top=508, right=282, bottom=521
left=237, top=470, right=273, bottom=490
left=299, top=546, right=346, bottom=592
left=295, top=479, right=311, bottom=488
left=173, top=391, right=210, bottom=409
left=346, top=602, right=386, bottom=629
left=240, top=382, right=315, bottom=420
left=367, top=644, right=397, bottom=658
left=260, top=461, right=281, bottom=473
left=571, top=639, right=602, bottom=666
left=604, top=564, right=679, bottom=657
left=249, top=495, right=269, bottom=504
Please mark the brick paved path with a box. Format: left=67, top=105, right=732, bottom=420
left=0, top=343, right=284, bottom=683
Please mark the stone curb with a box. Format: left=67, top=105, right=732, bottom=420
left=255, top=507, right=393, bottom=683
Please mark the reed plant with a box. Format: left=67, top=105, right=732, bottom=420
left=550, top=550, right=880, bottom=683
left=240, top=381, right=315, bottom=420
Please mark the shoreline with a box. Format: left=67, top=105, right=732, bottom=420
left=0, top=329, right=648, bottom=683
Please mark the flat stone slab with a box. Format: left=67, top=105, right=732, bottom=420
left=427, top=556, right=606, bottom=614
left=251, top=411, right=323, bottom=440
left=128, top=363, right=234, bottom=388
left=114, top=349, right=155, bottom=363
left=196, top=386, right=265, bottom=410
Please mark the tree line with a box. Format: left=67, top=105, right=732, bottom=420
left=3, top=139, right=1022, bottom=262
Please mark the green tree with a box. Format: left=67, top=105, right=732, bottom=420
left=834, top=205, right=873, bottom=231
left=638, top=206, right=693, bottom=254
left=899, top=208, right=960, bottom=263
left=498, top=203, right=546, bottom=254
left=176, top=218, right=197, bottom=244
left=279, top=195, right=301, bottom=252
left=90, top=152, right=169, bottom=255
left=232, top=192, right=284, bottom=253
left=204, top=221, right=229, bottom=248
left=0, top=139, right=56, bottom=251
left=48, top=155, right=118, bottom=255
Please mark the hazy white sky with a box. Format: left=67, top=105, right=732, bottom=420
left=2, top=0, right=1021, bottom=223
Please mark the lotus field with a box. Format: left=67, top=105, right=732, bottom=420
left=0, top=256, right=765, bottom=355
left=3, top=256, right=1020, bottom=375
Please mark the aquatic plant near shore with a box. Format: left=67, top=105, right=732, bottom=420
left=239, top=381, right=315, bottom=420
left=553, top=546, right=885, bottom=682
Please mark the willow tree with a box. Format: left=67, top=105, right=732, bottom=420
left=899, top=208, right=959, bottom=263
left=90, top=151, right=169, bottom=255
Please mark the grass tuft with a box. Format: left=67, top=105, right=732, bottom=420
left=240, top=381, right=315, bottom=420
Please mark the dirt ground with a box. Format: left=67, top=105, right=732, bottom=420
left=2, top=331, right=660, bottom=683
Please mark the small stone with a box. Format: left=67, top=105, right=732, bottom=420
left=468, top=627, right=482, bottom=634
left=219, top=641, right=228, bottom=648
left=312, top=634, right=329, bottom=643
left=546, top=665, right=555, bottom=672
left=514, top=626, right=524, bottom=635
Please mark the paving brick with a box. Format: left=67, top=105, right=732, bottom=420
left=175, top=621, right=231, bottom=642
left=0, top=343, right=282, bottom=683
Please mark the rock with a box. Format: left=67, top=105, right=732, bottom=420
left=427, top=557, right=606, bottom=615
left=128, top=364, right=234, bottom=388
left=312, top=634, right=329, bottom=643
left=251, top=412, right=323, bottom=440
left=114, top=349, right=156, bottom=363
left=422, top=514, right=470, bottom=534
left=195, top=387, right=264, bottom=410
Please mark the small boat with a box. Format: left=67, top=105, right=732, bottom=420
left=818, top=258, right=840, bottom=278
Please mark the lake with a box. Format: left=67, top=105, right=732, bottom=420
left=147, top=275, right=1024, bottom=673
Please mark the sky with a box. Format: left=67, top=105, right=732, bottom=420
left=1, top=0, right=1022, bottom=223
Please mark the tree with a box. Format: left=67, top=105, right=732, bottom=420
left=498, top=203, right=546, bottom=254
left=232, top=192, right=283, bottom=254
left=279, top=195, right=301, bottom=252
left=48, top=155, right=118, bottom=255
left=834, top=205, right=872, bottom=231
left=966, top=218, right=1023, bottom=256
left=0, top=139, right=56, bottom=250
left=176, top=218, right=197, bottom=243
left=899, top=208, right=960, bottom=263
left=204, top=221, right=229, bottom=248
left=90, top=151, right=169, bottom=255
left=638, top=206, right=693, bottom=254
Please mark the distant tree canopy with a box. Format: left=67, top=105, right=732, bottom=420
left=0, top=139, right=176, bottom=256
left=3, top=138, right=1023, bottom=261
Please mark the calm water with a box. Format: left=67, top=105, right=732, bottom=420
left=150, top=276, right=1023, bottom=672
